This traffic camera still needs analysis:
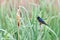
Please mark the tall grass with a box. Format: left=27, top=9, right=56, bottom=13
left=0, top=0, right=60, bottom=40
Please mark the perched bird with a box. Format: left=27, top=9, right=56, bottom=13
left=37, top=16, right=48, bottom=26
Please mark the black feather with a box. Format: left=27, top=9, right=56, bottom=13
left=37, top=16, right=48, bottom=26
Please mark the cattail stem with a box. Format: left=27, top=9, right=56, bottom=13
left=18, top=27, right=20, bottom=40
left=17, top=20, right=20, bottom=40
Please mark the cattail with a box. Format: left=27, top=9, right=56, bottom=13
left=16, top=7, right=20, bottom=40
left=16, top=8, right=20, bottom=28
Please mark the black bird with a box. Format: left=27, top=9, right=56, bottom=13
left=37, top=16, right=48, bottom=26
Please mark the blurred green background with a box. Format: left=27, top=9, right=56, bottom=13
left=0, top=0, right=60, bottom=40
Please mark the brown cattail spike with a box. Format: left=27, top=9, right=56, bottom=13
left=16, top=8, right=20, bottom=28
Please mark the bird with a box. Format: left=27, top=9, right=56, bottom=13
left=37, top=16, right=48, bottom=26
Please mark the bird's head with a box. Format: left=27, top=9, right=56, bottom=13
left=37, top=16, right=40, bottom=20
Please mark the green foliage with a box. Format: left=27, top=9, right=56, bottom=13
left=0, top=0, right=60, bottom=40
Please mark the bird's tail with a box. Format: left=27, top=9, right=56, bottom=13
left=45, top=23, right=49, bottom=26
